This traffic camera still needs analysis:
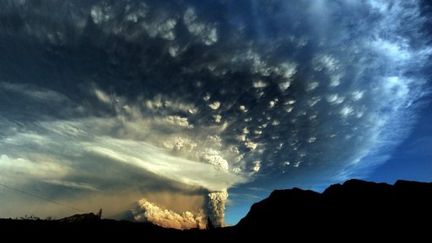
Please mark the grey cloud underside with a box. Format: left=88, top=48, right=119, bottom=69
left=0, top=0, right=430, bottom=220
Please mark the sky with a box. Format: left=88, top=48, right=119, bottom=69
left=367, top=98, right=432, bottom=183
left=227, top=94, right=432, bottom=224
left=0, top=0, right=431, bottom=227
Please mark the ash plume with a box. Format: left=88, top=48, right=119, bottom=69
left=206, top=191, right=228, bottom=228
left=133, top=198, right=206, bottom=230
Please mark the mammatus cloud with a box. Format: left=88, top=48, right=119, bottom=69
left=0, top=0, right=430, bottom=226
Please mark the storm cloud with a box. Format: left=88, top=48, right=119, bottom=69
left=0, top=0, right=430, bottom=226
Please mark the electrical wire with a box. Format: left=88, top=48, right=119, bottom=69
left=0, top=182, right=83, bottom=213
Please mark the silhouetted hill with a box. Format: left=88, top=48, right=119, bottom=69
left=236, top=179, right=432, bottom=238
left=1, top=179, right=431, bottom=241
left=57, top=212, right=101, bottom=223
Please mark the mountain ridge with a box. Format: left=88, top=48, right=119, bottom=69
left=236, top=179, right=432, bottom=234
left=1, top=179, right=431, bottom=240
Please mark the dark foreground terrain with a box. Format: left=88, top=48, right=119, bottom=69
left=1, top=179, right=432, bottom=241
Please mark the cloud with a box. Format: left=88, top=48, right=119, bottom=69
left=134, top=198, right=206, bottom=229
left=164, top=115, right=192, bottom=128
left=0, top=154, right=69, bottom=182
left=0, top=109, right=246, bottom=191
left=84, top=137, right=243, bottom=191
left=183, top=7, right=218, bottom=46
left=93, top=88, right=111, bottom=104
left=0, top=82, right=69, bottom=103
left=43, top=180, right=98, bottom=191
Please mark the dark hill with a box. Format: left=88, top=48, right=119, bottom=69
left=1, top=179, right=431, bottom=241
left=235, top=179, right=432, bottom=239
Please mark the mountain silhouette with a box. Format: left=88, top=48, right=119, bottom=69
left=1, top=179, right=431, bottom=241
left=235, top=179, right=432, bottom=238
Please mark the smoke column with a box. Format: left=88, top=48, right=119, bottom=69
left=206, top=190, right=229, bottom=227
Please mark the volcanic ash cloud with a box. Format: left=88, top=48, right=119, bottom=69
left=133, top=198, right=207, bottom=230
left=206, top=190, right=229, bottom=228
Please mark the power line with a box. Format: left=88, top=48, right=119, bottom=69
left=0, top=182, right=83, bottom=213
